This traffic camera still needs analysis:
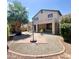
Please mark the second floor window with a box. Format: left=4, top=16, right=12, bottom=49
left=48, top=13, right=53, bottom=18
left=34, top=17, right=39, bottom=20
left=41, top=10, right=43, bottom=14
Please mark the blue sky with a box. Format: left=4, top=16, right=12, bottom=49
left=8, top=0, right=71, bottom=21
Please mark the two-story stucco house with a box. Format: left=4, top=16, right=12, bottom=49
left=32, top=9, right=62, bottom=34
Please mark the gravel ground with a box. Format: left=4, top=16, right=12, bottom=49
left=7, top=42, right=71, bottom=59
left=8, top=33, right=64, bottom=55
left=7, top=32, right=71, bottom=59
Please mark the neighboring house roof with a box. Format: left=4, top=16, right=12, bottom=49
left=61, top=13, right=71, bottom=22
left=62, top=13, right=71, bottom=18
left=32, top=9, right=62, bottom=19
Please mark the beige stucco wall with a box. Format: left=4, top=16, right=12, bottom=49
left=33, top=10, right=61, bottom=34
left=33, top=11, right=60, bottom=24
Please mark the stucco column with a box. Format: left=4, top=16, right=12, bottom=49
left=52, top=20, right=55, bottom=34
left=36, top=25, right=38, bottom=32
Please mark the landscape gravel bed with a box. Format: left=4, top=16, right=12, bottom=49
left=9, top=34, right=65, bottom=56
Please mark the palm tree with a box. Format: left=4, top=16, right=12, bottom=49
left=7, top=1, right=29, bottom=35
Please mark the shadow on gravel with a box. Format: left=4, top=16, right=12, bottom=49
left=64, top=38, right=71, bottom=44
left=64, top=40, right=71, bottom=44
left=13, top=34, right=31, bottom=41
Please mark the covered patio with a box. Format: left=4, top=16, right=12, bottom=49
left=33, top=22, right=59, bottom=35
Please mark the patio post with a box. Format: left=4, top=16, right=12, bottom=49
left=52, top=20, right=55, bottom=34
left=36, top=25, right=38, bottom=32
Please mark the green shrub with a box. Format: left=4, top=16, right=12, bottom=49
left=60, top=14, right=71, bottom=43
left=7, top=25, right=11, bottom=41
left=7, top=25, right=10, bottom=36
left=61, top=23, right=71, bottom=43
